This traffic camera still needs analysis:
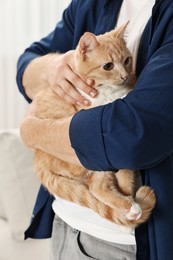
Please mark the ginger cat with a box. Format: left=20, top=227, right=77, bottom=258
left=32, top=23, right=156, bottom=228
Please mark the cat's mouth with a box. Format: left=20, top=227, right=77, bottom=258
left=114, top=76, right=129, bottom=85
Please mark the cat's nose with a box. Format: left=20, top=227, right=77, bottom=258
left=121, top=75, right=128, bottom=81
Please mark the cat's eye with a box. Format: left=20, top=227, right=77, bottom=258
left=103, top=62, right=114, bottom=71
left=124, top=57, right=131, bottom=66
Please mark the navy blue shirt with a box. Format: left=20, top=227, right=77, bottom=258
left=17, top=1, right=173, bottom=259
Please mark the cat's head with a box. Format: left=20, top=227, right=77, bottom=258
left=74, top=22, right=133, bottom=87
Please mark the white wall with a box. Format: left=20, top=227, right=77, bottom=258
left=0, top=0, right=70, bottom=129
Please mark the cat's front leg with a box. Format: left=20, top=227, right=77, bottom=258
left=88, top=172, right=133, bottom=211
left=88, top=171, right=142, bottom=222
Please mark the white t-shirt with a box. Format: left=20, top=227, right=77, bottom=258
left=117, top=0, right=155, bottom=70
left=52, top=0, right=155, bottom=245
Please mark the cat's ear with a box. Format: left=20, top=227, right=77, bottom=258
left=115, top=21, right=129, bottom=39
left=78, top=32, right=99, bottom=56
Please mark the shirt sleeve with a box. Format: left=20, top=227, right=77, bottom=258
left=70, top=31, right=173, bottom=171
left=16, top=0, right=77, bottom=103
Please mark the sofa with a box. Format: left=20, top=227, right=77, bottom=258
left=0, top=129, right=49, bottom=260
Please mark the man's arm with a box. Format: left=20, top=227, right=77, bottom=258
left=20, top=113, right=81, bottom=166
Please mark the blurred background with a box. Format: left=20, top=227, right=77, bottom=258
left=0, top=2, right=71, bottom=260
left=0, top=0, right=70, bottom=129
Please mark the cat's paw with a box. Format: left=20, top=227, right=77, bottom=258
left=126, top=203, right=142, bottom=220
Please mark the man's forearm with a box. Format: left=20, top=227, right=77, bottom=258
left=22, top=53, right=59, bottom=100
left=20, top=114, right=81, bottom=166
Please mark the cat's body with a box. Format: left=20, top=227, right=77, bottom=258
left=33, top=23, right=156, bottom=228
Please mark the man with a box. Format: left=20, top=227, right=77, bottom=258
left=17, top=0, right=173, bottom=259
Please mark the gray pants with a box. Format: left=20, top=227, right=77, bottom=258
left=50, top=215, right=136, bottom=260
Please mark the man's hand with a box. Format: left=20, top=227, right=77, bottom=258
left=23, top=50, right=97, bottom=105
left=47, top=50, right=97, bottom=105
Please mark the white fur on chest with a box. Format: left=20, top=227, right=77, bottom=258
left=78, top=84, right=131, bottom=108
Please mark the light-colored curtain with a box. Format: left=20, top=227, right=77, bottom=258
left=0, top=0, right=70, bottom=129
